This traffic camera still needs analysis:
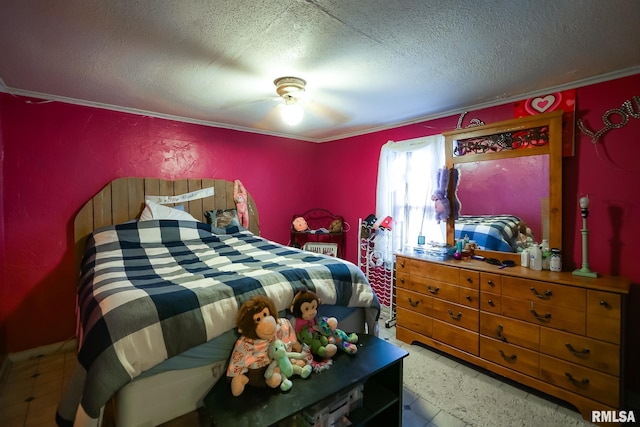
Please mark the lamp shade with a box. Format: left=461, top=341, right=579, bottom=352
left=281, top=102, right=304, bottom=126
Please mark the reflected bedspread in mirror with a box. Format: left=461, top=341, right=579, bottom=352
left=454, top=154, right=549, bottom=252
left=443, top=111, right=563, bottom=259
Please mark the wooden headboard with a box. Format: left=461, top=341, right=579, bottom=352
left=74, top=177, right=260, bottom=268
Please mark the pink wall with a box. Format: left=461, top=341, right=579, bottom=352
left=0, top=94, right=318, bottom=352
left=1, top=73, right=639, bottom=388
left=316, top=74, right=640, bottom=389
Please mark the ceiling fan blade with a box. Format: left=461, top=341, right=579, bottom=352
left=304, top=99, right=350, bottom=125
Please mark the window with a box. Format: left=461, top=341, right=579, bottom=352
left=376, top=134, right=446, bottom=255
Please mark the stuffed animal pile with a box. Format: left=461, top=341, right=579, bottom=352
left=226, top=295, right=310, bottom=396
left=227, top=290, right=359, bottom=396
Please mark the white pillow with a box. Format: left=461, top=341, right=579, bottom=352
left=139, top=200, right=200, bottom=222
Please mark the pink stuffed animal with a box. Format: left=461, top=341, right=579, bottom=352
left=234, top=179, right=249, bottom=229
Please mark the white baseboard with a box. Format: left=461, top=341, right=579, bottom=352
left=8, top=337, right=77, bottom=363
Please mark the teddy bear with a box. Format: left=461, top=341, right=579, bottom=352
left=234, top=179, right=249, bottom=229
left=289, top=290, right=337, bottom=359
left=226, top=295, right=284, bottom=396
left=264, top=339, right=312, bottom=391
left=317, top=316, right=358, bottom=354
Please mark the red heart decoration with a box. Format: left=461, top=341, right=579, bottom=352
left=525, top=94, right=562, bottom=114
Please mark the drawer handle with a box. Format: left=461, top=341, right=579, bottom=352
left=530, top=287, right=552, bottom=300
left=600, top=300, right=609, bottom=308
left=565, top=343, right=590, bottom=357
left=466, top=276, right=473, bottom=284
left=427, top=285, right=440, bottom=294
left=496, top=324, right=508, bottom=342
left=465, top=294, right=472, bottom=301
left=565, top=372, right=590, bottom=388
left=400, top=261, right=405, bottom=268
left=530, top=309, right=551, bottom=322
left=487, top=280, right=495, bottom=287
left=408, top=297, right=420, bottom=307
left=487, top=299, right=495, bottom=307
left=499, top=350, right=517, bottom=362
left=400, top=278, right=405, bottom=284
left=447, top=309, right=462, bottom=320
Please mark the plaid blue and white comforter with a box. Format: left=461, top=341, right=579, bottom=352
left=64, top=220, right=380, bottom=420
left=454, top=215, right=521, bottom=252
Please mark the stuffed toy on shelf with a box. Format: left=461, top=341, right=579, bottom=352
left=317, top=316, right=359, bottom=354
left=265, top=339, right=311, bottom=391
left=226, top=295, right=307, bottom=396
left=289, top=290, right=337, bottom=360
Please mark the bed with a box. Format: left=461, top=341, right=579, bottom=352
left=56, top=177, right=380, bottom=427
left=454, top=214, right=521, bottom=252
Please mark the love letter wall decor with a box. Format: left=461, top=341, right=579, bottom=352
left=514, top=89, right=576, bottom=157
left=576, top=96, right=640, bottom=144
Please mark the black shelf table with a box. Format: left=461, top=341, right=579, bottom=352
left=203, top=334, right=409, bottom=427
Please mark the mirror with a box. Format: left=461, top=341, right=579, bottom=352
left=443, top=111, right=563, bottom=261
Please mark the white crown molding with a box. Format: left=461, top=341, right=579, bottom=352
left=2, top=66, right=638, bottom=144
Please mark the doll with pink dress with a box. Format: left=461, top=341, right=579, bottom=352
left=234, top=179, right=249, bottom=229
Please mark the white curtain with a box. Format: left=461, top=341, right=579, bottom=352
left=376, top=134, right=446, bottom=256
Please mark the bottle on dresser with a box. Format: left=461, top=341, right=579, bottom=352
left=540, top=239, right=550, bottom=270
left=529, top=243, right=543, bottom=271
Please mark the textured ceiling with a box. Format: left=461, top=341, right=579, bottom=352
left=1, top=0, right=639, bottom=142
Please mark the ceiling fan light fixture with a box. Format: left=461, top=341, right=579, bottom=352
left=274, top=76, right=306, bottom=97
left=281, top=96, right=304, bottom=126
left=274, top=76, right=306, bottom=126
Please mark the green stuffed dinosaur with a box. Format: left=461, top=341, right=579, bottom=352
left=265, top=339, right=312, bottom=391
left=297, top=325, right=337, bottom=359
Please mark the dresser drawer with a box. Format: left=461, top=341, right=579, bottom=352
left=540, top=328, right=620, bottom=376
left=401, top=274, right=458, bottom=302
left=587, top=290, right=621, bottom=344
left=396, top=256, right=411, bottom=274
left=502, top=296, right=585, bottom=335
left=539, top=354, right=619, bottom=407
left=480, top=291, right=501, bottom=314
left=480, top=336, right=539, bottom=378
left=480, top=272, right=502, bottom=293
left=396, top=271, right=411, bottom=290
left=411, top=260, right=459, bottom=283
left=502, top=277, right=586, bottom=311
left=396, top=306, right=432, bottom=337
left=587, top=290, right=621, bottom=319
left=459, top=269, right=479, bottom=289
left=396, top=288, right=432, bottom=317
left=432, top=299, right=478, bottom=331
left=433, top=319, right=478, bottom=355
left=459, top=288, right=479, bottom=309
left=480, top=313, right=539, bottom=351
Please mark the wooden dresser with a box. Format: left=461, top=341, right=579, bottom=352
left=395, top=253, right=630, bottom=423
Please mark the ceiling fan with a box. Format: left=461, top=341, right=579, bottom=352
left=274, top=76, right=306, bottom=126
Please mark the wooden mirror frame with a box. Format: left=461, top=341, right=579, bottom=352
left=442, top=110, right=563, bottom=262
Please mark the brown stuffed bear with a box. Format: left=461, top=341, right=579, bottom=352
left=226, top=295, right=283, bottom=396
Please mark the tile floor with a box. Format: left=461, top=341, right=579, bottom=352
left=1, top=315, right=637, bottom=426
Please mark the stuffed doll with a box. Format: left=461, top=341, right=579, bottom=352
left=226, top=295, right=283, bottom=396
left=289, top=290, right=337, bottom=359
left=317, top=316, right=358, bottom=354
left=234, top=179, right=249, bottom=229
left=432, top=167, right=452, bottom=224
left=292, top=216, right=309, bottom=232
left=265, top=339, right=312, bottom=391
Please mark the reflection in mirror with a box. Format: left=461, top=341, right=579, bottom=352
left=443, top=111, right=563, bottom=261
left=454, top=155, right=549, bottom=253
